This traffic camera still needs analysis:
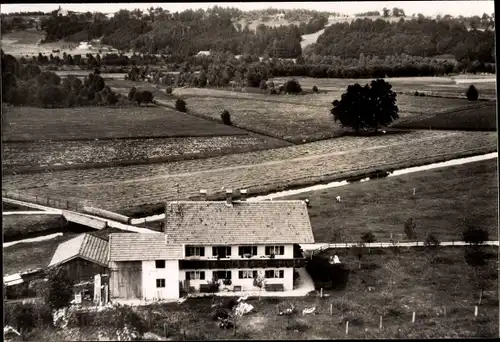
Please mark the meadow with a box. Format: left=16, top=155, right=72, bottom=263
left=3, top=130, right=496, bottom=217
left=26, top=246, right=496, bottom=340
left=284, top=158, right=498, bottom=243
left=2, top=106, right=247, bottom=141
left=3, top=214, right=66, bottom=242
left=394, top=102, right=497, bottom=131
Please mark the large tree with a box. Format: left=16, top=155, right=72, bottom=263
left=331, top=79, right=398, bottom=134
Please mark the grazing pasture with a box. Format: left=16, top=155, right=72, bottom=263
left=284, top=159, right=498, bottom=243
left=2, top=130, right=495, bottom=216
left=181, top=90, right=484, bottom=142
left=394, top=102, right=497, bottom=131
left=118, top=246, right=497, bottom=339
left=1, top=106, right=249, bottom=142
left=3, top=214, right=66, bottom=242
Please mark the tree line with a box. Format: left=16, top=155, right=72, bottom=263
left=1, top=51, right=124, bottom=108
left=308, top=16, right=495, bottom=64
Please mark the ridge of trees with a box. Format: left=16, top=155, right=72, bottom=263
left=31, top=8, right=494, bottom=63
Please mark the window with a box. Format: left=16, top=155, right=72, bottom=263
left=238, top=270, right=258, bottom=279
left=212, top=246, right=232, bottom=258
left=214, top=270, right=232, bottom=280
left=155, top=260, right=165, bottom=268
left=156, top=279, right=166, bottom=288
left=265, top=246, right=285, bottom=256
left=238, top=246, right=257, bottom=257
left=264, top=270, right=284, bottom=279
left=186, top=271, right=205, bottom=280
left=185, top=246, right=205, bottom=257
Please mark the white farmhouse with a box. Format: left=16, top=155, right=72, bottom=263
left=108, top=192, right=314, bottom=301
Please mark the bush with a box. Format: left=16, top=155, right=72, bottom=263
left=312, top=85, right=319, bottom=93
left=91, top=305, right=146, bottom=339
left=414, top=91, right=419, bottom=96
left=4, top=302, right=53, bottom=332
left=175, top=98, right=187, bottom=112
left=212, top=307, right=230, bottom=321
left=466, top=84, right=479, bottom=101
left=259, top=79, right=268, bottom=90
left=424, top=232, right=440, bottom=247
left=42, top=267, right=74, bottom=310
left=221, top=110, right=232, bottom=125
left=463, top=225, right=489, bottom=245
left=283, top=79, right=302, bottom=94
left=166, top=86, right=173, bottom=95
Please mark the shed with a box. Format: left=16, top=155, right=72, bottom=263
left=48, top=233, right=109, bottom=283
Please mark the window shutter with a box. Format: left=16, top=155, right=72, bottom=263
left=186, top=272, right=191, bottom=280
left=212, top=247, right=217, bottom=256
left=226, top=247, right=231, bottom=256
left=200, top=271, right=205, bottom=280
left=227, top=271, right=232, bottom=279
left=239, top=271, right=243, bottom=279
left=186, top=247, right=192, bottom=257
left=238, top=247, right=244, bottom=255
left=252, top=246, right=257, bottom=255
left=200, top=247, right=205, bottom=256
left=280, top=246, right=285, bottom=255
left=265, top=246, right=270, bottom=255
left=279, top=270, right=284, bottom=278
left=253, top=271, right=258, bottom=279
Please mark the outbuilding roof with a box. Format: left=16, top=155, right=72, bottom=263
left=49, top=233, right=109, bottom=268
left=108, top=233, right=183, bottom=261
left=165, top=200, right=315, bottom=245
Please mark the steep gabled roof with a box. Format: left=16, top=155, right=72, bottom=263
left=108, top=233, right=183, bottom=261
left=165, top=200, right=315, bottom=245
left=49, top=233, right=109, bottom=268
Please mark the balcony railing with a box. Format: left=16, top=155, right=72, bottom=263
left=179, top=258, right=306, bottom=270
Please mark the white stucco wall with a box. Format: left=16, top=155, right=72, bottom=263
left=179, top=267, right=294, bottom=292
left=142, top=260, right=179, bottom=300
left=185, top=244, right=294, bottom=259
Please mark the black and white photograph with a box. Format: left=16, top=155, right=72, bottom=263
left=1, top=1, right=498, bottom=340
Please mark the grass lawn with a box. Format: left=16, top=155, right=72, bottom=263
left=3, top=227, right=130, bottom=275
left=2, top=106, right=248, bottom=142
left=284, top=159, right=498, bottom=243
left=3, top=214, right=66, bottom=241
left=123, top=246, right=497, bottom=339
left=394, top=102, right=497, bottom=131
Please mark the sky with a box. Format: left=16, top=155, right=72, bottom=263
left=0, top=1, right=495, bottom=17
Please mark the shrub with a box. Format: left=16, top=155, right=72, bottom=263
left=221, top=110, right=232, bottom=125
left=268, top=87, right=278, bottom=95
left=283, top=79, right=302, bottom=94
left=175, top=98, right=187, bottom=112
left=42, top=267, right=74, bottom=310
left=312, top=85, right=319, bottom=93
left=463, top=225, right=489, bottom=245
left=91, top=304, right=146, bottom=339
left=414, top=91, right=419, bottom=96
left=212, top=307, right=230, bottom=321
left=134, top=90, right=154, bottom=106
left=166, top=86, right=173, bottom=95
left=424, top=232, right=440, bottom=247
left=259, top=79, right=268, bottom=90
left=223, top=298, right=238, bottom=310
left=466, top=84, right=479, bottom=101
left=4, top=302, right=53, bottom=332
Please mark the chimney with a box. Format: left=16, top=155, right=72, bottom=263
left=225, top=189, right=233, bottom=204
left=240, top=189, right=248, bottom=201
left=200, top=189, right=207, bottom=201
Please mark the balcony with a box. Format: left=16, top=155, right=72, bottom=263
left=179, top=258, right=307, bottom=270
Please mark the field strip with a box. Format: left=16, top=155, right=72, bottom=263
left=3, top=233, right=64, bottom=248
left=69, top=133, right=456, bottom=187
left=301, top=241, right=500, bottom=250
left=2, top=211, right=61, bottom=216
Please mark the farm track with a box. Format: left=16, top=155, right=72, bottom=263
left=2, top=130, right=496, bottom=215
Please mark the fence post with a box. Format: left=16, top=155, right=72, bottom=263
left=345, top=321, right=349, bottom=335
left=474, top=306, right=478, bottom=318
left=412, top=311, right=415, bottom=323
left=330, top=303, right=333, bottom=315
left=379, top=315, right=383, bottom=330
